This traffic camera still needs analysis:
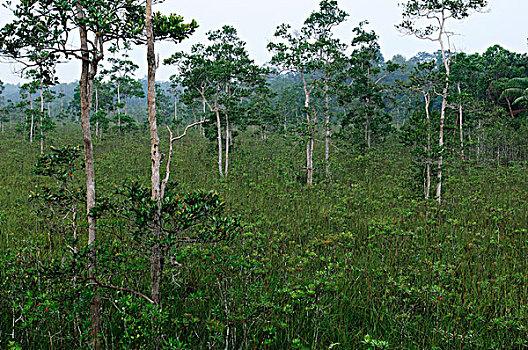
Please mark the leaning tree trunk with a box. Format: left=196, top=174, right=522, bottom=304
left=146, top=0, right=163, bottom=307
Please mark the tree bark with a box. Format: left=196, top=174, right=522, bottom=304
left=117, top=81, right=121, bottom=128
left=301, top=73, right=314, bottom=185
left=436, top=33, right=450, bottom=204
left=423, top=91, right=432, bottom=200
left=324, top=81, right=330, bottom=177
left=146, top=0, right=163, bottom=307
left=29, top=94, right=34, bottom=144
left=224, top=112, right=230, bottom=177
left=215, top=109, right=224, bottom=177
left=40, top=83, right=44, bottom=155
left=76, top=0, right=100, bottom=346
left=457, top=82, right=464, bottom=160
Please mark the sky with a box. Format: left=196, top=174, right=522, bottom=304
left=0, top=0, right=527, bottom=84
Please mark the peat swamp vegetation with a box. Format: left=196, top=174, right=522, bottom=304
left=1, top=0, right=528, bottom=349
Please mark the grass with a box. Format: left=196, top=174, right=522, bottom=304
left=1, top=125, right=528, bottom=349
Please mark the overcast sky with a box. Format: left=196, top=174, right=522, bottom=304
left=0, top=0, right=527, bottom=84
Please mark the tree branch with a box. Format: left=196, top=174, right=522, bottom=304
left=86, top=279, right=155, bottom=305
left=160, top=120, right=209, bottom=199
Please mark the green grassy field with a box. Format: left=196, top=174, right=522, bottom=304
left=1, top=126, right=528, bottom=349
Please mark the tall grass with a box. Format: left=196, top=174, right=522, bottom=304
left=1, top=125, right=528, bottom=349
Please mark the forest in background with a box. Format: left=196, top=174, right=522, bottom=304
left=1, top=0, right=528, bottom=348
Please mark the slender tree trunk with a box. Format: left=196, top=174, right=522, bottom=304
left=224, top=113, right=230, bottom=177
left=424, top=91, right=431, bottom=200
left=174, top=95, right=177, bottom=122
left=436, top=36, right=450, bottom=204
left=302, top=74, right=313, bottom=186
left=95, top=87, right=99, bottom=139
left=76, top=1, right=100, bottom=345
left=201, top=95, right=206, bottom=136
left=365, top=116, right=371, bottom=148
left=437, top=87, right=447, bottom=203
left=477, top=119, right=481, bottom=162
left=146, top=0, right=163, bottom=308
left=324, top=81, right=330, bottom=177
left=117, top=82, right=121, bottom=128
left=29, top=94, right=34, bottom=144
left=40, top=84, right=44, bottom=155
left=457, top=82, right=464, bottom=160
left=215, top=109, right=224, bottom=177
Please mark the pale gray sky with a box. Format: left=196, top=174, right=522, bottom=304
left=0, top=0, right=527, bottom=84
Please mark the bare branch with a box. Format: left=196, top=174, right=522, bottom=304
left=160, top=120, right=209, bottom=199
left=170, top=120, right=209, bottom=142
left=86, top=280, right=155, bottom=305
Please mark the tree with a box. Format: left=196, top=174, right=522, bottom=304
left=269, top=1, right=351, bottom=183
left=22, top=64, right=58, bottom=154
left=91, top=78, right=114, bottom=140
left=166, top=25, right=267, bottom=178
left=399, top=61, right=440, bottom=199
left=397, top=0, right=488, bottom=203
left=145, top=0, right=199, bottom=310
left=102, top=45, right=144, bottom=127
left=303, top=0, right=348, bottom=176
left=19, top=81, right=38, bottom=143
left=340, top=22, right=394, bottom=150
left=268, top=23, right=319, bottom=185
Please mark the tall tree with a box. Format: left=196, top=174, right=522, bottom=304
left=145, top=0, right=198, bottom=308
left=343, top=22, right=394, bottom=150
left=397, top=0, right=488, bottom=203
left=268, top=23, right=319, bottom=185
left=102, top=45, right=144, bottom=126
left=303, top=0, right=348, bottom=176
left=399, top=60, right=440, bottom=199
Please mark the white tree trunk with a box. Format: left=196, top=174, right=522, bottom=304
left=40, top=84, right=44, bottom=155
left=436, top=35, right=450, bottom=204
left=117, top=81, right=121, bottom=127
left=215, top=109, right=224, bottom=177
left=302, top=74, right=314, bottom=186
left=29, top=94, right=34, bottom=144
left=224, top=113, right=230, bottom=177
left=457, top=82, right=464, bottom=159
left=424, top=91, right=432, bottom=200
left=324, top=81, right=330, bottom=177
